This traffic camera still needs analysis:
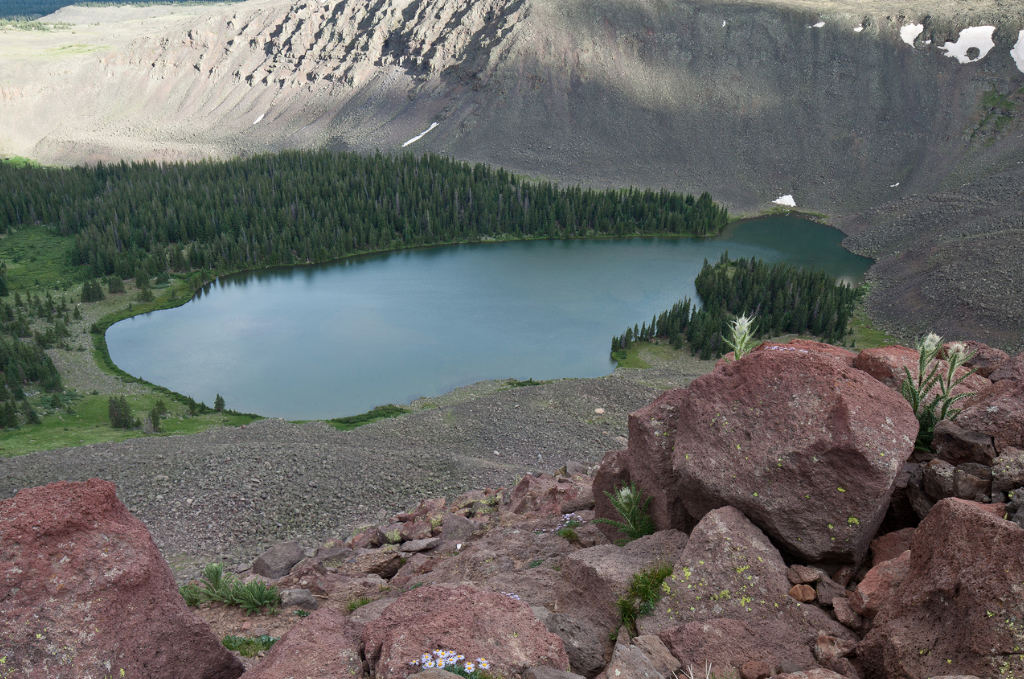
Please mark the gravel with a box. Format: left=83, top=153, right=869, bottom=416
left=0, top=347, right=715, bottom=582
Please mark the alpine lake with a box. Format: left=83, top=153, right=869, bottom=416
left=106, top=216, right=872, bottom=420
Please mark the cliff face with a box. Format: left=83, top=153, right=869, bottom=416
left=3, top=0, right=1023, bottom=216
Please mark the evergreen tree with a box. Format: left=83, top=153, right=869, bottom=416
left=214, top=394, right=225, bottom=412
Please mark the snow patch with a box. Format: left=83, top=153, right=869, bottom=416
left=253, top=113, right=265, bottom=125
left=854, top=25, right=864, bottom=33
left=901, top=24, right=924, bottom=46
left=402, top=122, right=438, bottom=147
left=773, top=194, right=796, bottom=207
left=810, top=21, right=824, bottom=28
left=890, top=182, right=900, bottom=188
left=1012, top=30, right=1024, bottom=73
left=937, top=26, right=996, bottom=63
left=722, top=20, right=727, bottom=27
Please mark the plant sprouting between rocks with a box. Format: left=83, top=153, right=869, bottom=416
left=900, top=334, right=977, bottom=451
left=617, top=563, right=673, bottom=635
left=724, top=314, right=757, bottom=360
left=178, top=562, right=282, bottom=615
left=594, top=482, right=656, bottom=542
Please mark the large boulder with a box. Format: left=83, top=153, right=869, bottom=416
left=362, top=584, right=569, bottom=679
left=0, top=479, right=243, bottom=679
left=509, top=474, right=585, bottom=517
left=943, top=341, right=1010, bottom=379
left=252, top=540, right=307, bottom=578
left=640, top=507, right=853, bottom=674
left=243, top=608, right=362, bottom=679
left=858, top=498, right=1024, bottom=679
left=663, top=340, right=918, bottom=563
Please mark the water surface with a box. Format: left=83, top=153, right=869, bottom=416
left=107, top=216, right=871, bottom=419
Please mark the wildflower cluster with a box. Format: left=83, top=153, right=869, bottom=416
left=410, top=649, right=491, bottom=677
left=501, top=592, right=521, bottom=600
left=900, top=333, right=977, bottom=451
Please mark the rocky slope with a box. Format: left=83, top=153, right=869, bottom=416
left=6, top=337, right=1024, bottom=679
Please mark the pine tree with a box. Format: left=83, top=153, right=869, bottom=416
left=214, top=394, right=225, bottom=412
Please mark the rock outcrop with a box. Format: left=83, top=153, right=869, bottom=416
left=596, top=340, right=919, bottom=564
left=0, top=479, right=243, bottom=679
left=858, top=498, right=1024, bottom=679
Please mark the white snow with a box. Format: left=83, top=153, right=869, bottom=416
left=890, top=182, right=900, bottom=188
left=253, top=113, right=265, bottom=125
left=773, top=194, right=797, bottom=207
left=722, top=20, right=727, bottom=27
left=854, top=25, right=864, bottom=33
left=811, top=21, right=824, bottom=28
left=937, top=26, right=996, bottom=64
left=1012, top=30, right=1024, bottom=73
left=901, top=24, right=924, bottom=46
left=402, top=122, right=439, bottom=147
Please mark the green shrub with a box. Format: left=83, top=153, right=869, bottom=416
left=594, top=482, right=656, bottom=541
left=233, top=579, right=281, bottom=615
left=179, top=583, right=204, bottom=607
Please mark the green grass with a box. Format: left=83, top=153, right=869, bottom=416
left=0, top=225, right=78, bottom=291
left=221, top=635, right=278, bottom=658
left=847, top=297, right=898, bottom=350
left=611, top=345, right=652, bottom=369
left=347, top=596, right=372, bottom=612
left=0, top=393, right=259, bottom=457
left=0, top=155, right=41, bottom=167
left=327, top=404, right=407, bottom=431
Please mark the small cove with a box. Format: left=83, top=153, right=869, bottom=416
left=106, top=216, right=871, bottom=420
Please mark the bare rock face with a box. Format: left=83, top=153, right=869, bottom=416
left=848, top=550, right=911, bottom=619
left=667, top=340, right=918, bottom=564
left=641, top=507, right=852, bottom=671
left=932, top=420, right=997, bottom=467
left=870, top=527, right=916, bottom=567
left=362, top=584, right=569, bottom=679
left=955, top=379, right=1024, bottom=453
left=510, top=474, right=584, bottom=516
left=0, top=479, right=243, bottom=679
left=989, top=351, right=1024, bottom=382
left=243, top=608, right=362, bottom=679
left=858, top=498, right=1024, bottom=679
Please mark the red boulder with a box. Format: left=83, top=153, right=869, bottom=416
left=858, top=498, right=1024, bottom=678
left=670, top=340, right=918, bottom=563
left=0, top=479, right=243, bottom=679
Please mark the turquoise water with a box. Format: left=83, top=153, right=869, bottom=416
left=106, top=216, right=871, bottom=419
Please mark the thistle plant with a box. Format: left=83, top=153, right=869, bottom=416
left=594, top=482, right=656, bottom=542
left=724, top=314, right=757, bottom=360
left=901, top=334, right=977, bottom=451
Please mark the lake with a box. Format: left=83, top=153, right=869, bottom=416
left=106, top=216, right=872, bottom=419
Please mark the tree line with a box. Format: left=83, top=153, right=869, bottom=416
left=0, top=151, right=730, bottom=280
left=612, top=253, right=862, bottom=360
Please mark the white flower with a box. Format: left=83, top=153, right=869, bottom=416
left=465, top=662, right=476, bottom=672
left=477, top=658, right=490, bottom=669
left=921, top=332, right=942, bottom=354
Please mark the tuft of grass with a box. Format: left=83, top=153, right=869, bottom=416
left=527, top=559, right=544, bottom=569
left=234, top=579, right=281, bottom=616
left=178, top=583, right=203, bottom=607
left=221, top=634, right=278, bottom=657
left=347, top=596, right=372, bottom=612
left=294, top=609, right=310, bottom=617
left=617, top=563, right=673, bottom=636
left=327, top=404, right=407, bottom=431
